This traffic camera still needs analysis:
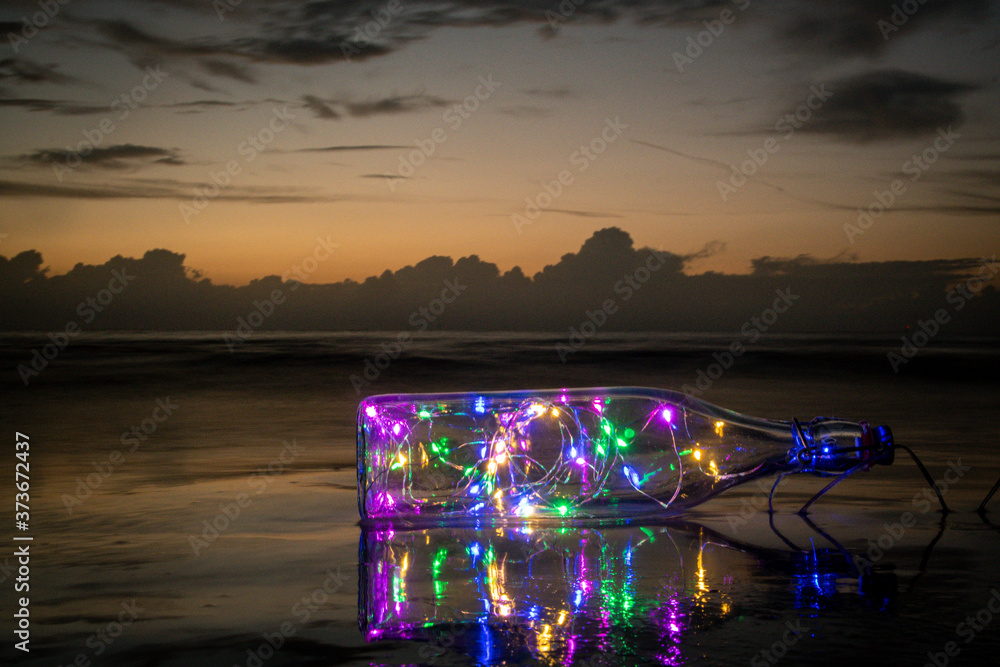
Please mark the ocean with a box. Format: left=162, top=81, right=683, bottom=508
left=2, top=332, right=999, bottom=666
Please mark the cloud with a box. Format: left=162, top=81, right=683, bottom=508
left=779, top=0, right=991, bottom=57
left=546, top=208, right=623, bottom=219
left=793, top=70, right=978, bottom=143
left=0, top=97, right=108, bottom=115
left=15, top=144, right=184, bottom=170
left=0, top=176, right=332, bottom=203
left=300, top=144, right=410, bottom=152
left=1, top=227, right=996, bottom=335
left=299, top=93, right=451, bottom=120
left=301, top=94, right=340, bottom=119
left=0, top=58, right=78, bottom=84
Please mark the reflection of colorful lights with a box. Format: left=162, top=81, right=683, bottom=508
left=364, top=524, right=738, bottom=665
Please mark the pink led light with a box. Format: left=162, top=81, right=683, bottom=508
left=365, top=405, right=378, bottom=418
left=392, top=423, right=402, bottom=435
left=661, top=407, right=673, bottom=422
left=575, top=457, right=586, bottom=466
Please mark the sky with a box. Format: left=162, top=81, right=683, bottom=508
left=0, top=0, right=998, bottom=286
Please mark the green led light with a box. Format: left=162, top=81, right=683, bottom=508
left=418, top=410, right=431, bottom=419
left=623, top=428, right=635, bottom=439
left=557, top=505, right=569, bottom=516
left=678, top=449, right=692, bottom=456
left=602, top=422, right=611, bottom=435
left=616, top=438, right=627, bottom=448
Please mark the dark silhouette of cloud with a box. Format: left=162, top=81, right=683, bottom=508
left=0, top=177, right=331, bottom=203
left=73, top=0, right=995, bottom=87
left=779, top=0, right=991, bottom=57
left=299, top=93, right=452, bottom=120
left=301, top=145, right=410, bottom=153
left=793, top=70, right=977, bottom=143
left=302, top=94, right=340, bottom=119
left=15, top=144, right=184, bottom=170
left=1, top=227, right=996, bottom=335
left=0, top=97, right=109, bottom=115
left=0, top=58, right=78, bottom=84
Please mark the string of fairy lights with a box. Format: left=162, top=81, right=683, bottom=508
left=360, top=393, right=761, bottom=520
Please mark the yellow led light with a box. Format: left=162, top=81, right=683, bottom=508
left=398, top=453, right=407, bottom=465
left=693, top=450, right=702, bottom=461
left=550, top=408, right=559, bottom=417
left=488, top=460, right=497, bottom=475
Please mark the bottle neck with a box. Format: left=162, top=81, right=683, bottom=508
left=790, top=418, right=894, bottom=474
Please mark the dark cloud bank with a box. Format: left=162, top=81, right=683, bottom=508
left=1, top=228, right=997, bottom=334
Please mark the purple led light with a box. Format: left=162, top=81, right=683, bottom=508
left=661, top=407, right=673, bottom=423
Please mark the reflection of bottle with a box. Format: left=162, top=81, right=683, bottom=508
left=358, top=522, right=732, bottom=663
left=357, top=387, right=893, bottom=522
left=358, top=521, right=897, bottom=663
